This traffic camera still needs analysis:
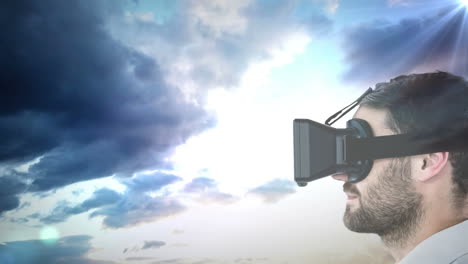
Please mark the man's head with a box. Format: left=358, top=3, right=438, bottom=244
left=333, top=72, right=468, bottom=242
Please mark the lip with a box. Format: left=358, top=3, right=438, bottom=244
left=345, top=193, right=358, bottom=200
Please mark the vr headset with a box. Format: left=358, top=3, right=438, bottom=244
left=293, top=88, right=468, bottom=187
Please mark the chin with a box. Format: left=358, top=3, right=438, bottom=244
left=346, top=201, right=359, bottom=211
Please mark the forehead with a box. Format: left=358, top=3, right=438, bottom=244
left=353, top=106, right=396, bottom=137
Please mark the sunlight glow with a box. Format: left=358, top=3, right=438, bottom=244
left=169, top=32, right=312, bottom=194
left=39, top=226, right=60, bottom=246
left=461, top=0, right=468, bottom=7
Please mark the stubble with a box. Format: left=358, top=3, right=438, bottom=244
left=343, top=158, right=424, bottom=248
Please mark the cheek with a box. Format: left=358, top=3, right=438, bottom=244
left=408, top=158, right=422, bottom=191
left=358, top=158, right=392, bottom=195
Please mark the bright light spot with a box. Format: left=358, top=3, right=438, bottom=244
left=39, top=226, right=60, bottom=246
left=461, top=0, right=468, bottom=7
left=170, top=32, right=313, bottom=194
left=240, top=32, right=311, bottom=88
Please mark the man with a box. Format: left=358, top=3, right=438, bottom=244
left=332, top=72, right=468, bottom=264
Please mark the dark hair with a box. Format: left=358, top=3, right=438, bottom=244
left=360, top=71, right=468, bottom=207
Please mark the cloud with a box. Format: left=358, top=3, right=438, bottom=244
left=387, top=0, right=414, bottom=7
left=190, top=0, right=252, bottom=37
left=113, top=0, right=333, bottom=96
left=8, top=218, right=29, bottom=224
left=0, top=0, right=213, bottom=204
left=151, top=259, right=214, bottom=264
left=92, top=193, right=185, bottom=229
left=183, top=177, right=237, bottom=205
left=72, top=189, right=84, bottom=196
left=148, top=258, right=271, bottom=264
left=39, top=175, right=238, bottom=228
left=172, top=229, right=184, bottom=235
left=120, top=172, right=181, bottom=193
left=142, top=240, right=166, bottom=250
left=80, top=188, right=122, bottom=210
left=0, top=0, right=334, bottom=215
left=122, top=240, right=166, bottom=255
left=125, top=256, right=157, bottom=261
left=27, top=213, right=41, bottom=219
left=40, top=188, right=121, bottom=224
left=89, top=174, right=186, bottom=228
left=341, top=5, right=468, bottom=84
left=183, top=177, right=217, bottom=193
left=248, top=179, right=296, bottom=203
left=0, top=235, right=116, bottom=264
left=90, top=188, right=186, bottom=228
left=328, top=0, right=339, bottom=14
left=195, top=191, right=237, bottom=205
left=0, top=174, right=27, bottom=215
left=39, top=172, right=184, bottom=228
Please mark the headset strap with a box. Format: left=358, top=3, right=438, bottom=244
left=325, top=88, right=373, bottom=126
left=346, top=131, right=468, bottom=161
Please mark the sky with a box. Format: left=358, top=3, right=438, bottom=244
left=1, top=0, right=468, bottom=263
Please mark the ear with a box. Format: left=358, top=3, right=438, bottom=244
left=415, top=152, right=449, bottom=182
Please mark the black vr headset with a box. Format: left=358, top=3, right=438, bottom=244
left=293, top=88, right=468, bottom=187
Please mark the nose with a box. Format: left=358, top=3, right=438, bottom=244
left=332, top=173, right=349, bottom=182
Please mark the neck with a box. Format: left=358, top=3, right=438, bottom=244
left=381, top=205, right=465, bottom=263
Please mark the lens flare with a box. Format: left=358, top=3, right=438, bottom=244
left=39, top=226, right=60, bottom=246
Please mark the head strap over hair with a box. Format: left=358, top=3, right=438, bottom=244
left=325, top=88, right=374, bottom=126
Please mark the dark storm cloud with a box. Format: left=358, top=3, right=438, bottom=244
left=40, top=172, right=183, bottom=227
left=248, top=179, right=296, bottom=203
left=0, top=174, right=27, bottom=215
left=0, top=0, right=213, bottom=207
left=342, top=5, right=468, bottom=84
left=0, top=0, right=334, bottom=215
left=0, top=235, right=116, bottom=264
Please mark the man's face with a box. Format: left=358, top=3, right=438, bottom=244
left=334, top=106, right=424, bottom=237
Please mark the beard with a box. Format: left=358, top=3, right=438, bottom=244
left=343, top=157, right=424, bottom=246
